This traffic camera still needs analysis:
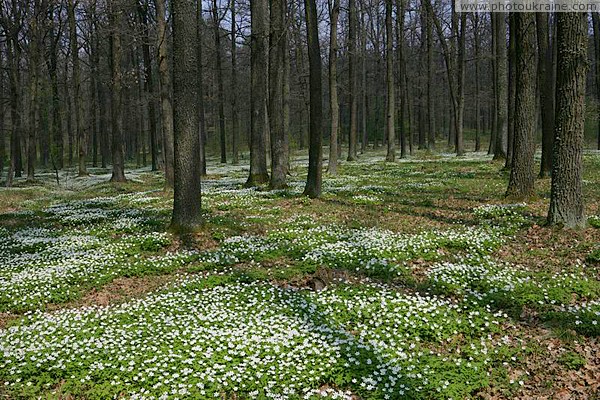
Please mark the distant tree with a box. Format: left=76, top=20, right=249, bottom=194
left=385, top=0, right=395, bottom=162
left=245, top=0, right=270, bottom=187
left=347, top=0, right=358, bottom=161
left=327, top=0, right=340, bottom=174
left=211, top=0, right=227, bottom=164
left=109, top=0, right=126, bottom=182
left=506, top=13, right=537, bottom=199
left=302, top=0, right=323, bottom=198
left=68, top=0, right=87, bottom=176
left=230, top=0, right=240, bottom=164
left=170, top=0, right=202, bottom=231
left=548, top=12, right=587, bottom=228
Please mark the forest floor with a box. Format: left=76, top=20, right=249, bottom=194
left=0, top=149, right=599, bottom=400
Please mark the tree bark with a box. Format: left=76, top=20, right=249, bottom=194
left=212, top=0, right=227, bottom=164
left=269, top=0, right=288, bottom=189
left=347, top=0, right=358, bottom=161
left=506, top=12, right=516, bottom=169
left=537, top=12, right=555, bottom=178
left=385, top=0, right=395, bottom=161
left=156, top=0, right=174, bottom=187
left=493, top=12, right=507, bottom=160
left=246, top=0, right=270, bottom=187
left=302, top=0, right=323, bottom=198
left=548, top=12, right=587, bottom=228
left=231, top=0, right=240, bottom=164
left=170, top=0, right=202, bottom=231
left=506, top=13, right=537, bottom=199
left=593, top=12, right=600, bottom=150
left=109, top=0, right=126, bottom=182
left=327, top=0, right=340, bottom=174
left=68, top=0, right=87, bottom=176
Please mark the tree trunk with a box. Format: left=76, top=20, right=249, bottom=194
left=245, top=0, right=270, bottom=186
left=197, top=7, right=207, bottom=176
left=593, top=12, right=600, bottom=150
left=68, top=0, right=87, bottom=176
left=170, top=0, right=202, bottom=231
left=548, top=12, right=587, bottom=228
left=506, top=13, right=537, bottom=199
left=157, top=0, right=174, bottom=187
left=506, top=12, right=516, bottom=169
left=426, top=3, right=435, bottom=150
left=537, top=12, right=555, bottom=178
left=109, top=0, right=126, bottom=182
left=473, top=12, right=481, bottom=152
left=385, top=0, right=395, bottom=161
left=138, top=0, right=159, bottom=171
left=493, top=12, right=507, bottom=160
left=347, top=0, right=358, bottom=161
left=396, top=0, right=406, bottom=158
left=231, top=0, right=240, bottom=164
left=327, top=0, right=340, bottom=174
left=302, top=0, right=323, bottom=198
left=212, top=0, right=227, bottom=164
left=269, top=0, right=288, bottom=189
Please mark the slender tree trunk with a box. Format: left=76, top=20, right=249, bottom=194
left=396, top=0, right=406, bottom=158
left=138, top=0, right=159, bottom=171
left=593, top=12, right=600, bottom=150
left=197, top=8, right=207, bottom=176
left=303, top=0, right=323, bottom=198
left=347, top=0, right=358, bottom=161
left=548, top=12, right=587, bottom=228
left=231, top=0, right=240, bottom=164
left=385, top=0, right=395, bottom=161
left=506, top=13, right=537, bottom=199
left=68, top=0, right=87, bottom=176
left=245, top=0, right=270, bottom=186
left=269, top=0, right=288, bottom=189
left=171, top=0, right=202, bottom=231
left=493, top=12, right=507, bottom=160
left=537, top=12, right=555, bottom=178
left=473, top=13, right=481, bottom=152
left=360, top=8, right=367, bottom=153
left=506, top=12, right=516, bottom=169
left=426, top=3, right=434, bottom=150
left=157, top=0, right=174, bottom=187
left=109, top=0, right=126, bottom=182
left=327, top=0, right=340, bottom=174
left=212, top=0, right=227, bottom=164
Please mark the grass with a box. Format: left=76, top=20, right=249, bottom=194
left=0, top=149, right=599, bottom=399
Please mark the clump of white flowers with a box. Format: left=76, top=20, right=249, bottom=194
left=0, top=280, right=517, bottom=399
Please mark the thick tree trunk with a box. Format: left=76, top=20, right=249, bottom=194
left=548, top=12, right=587, bottom=228
left=170, top=0, right=202, bottom=231
left=269, top=0, right=288, bottom=189
left=396, top=0, right=406, bottom=158
left=245, top=0, right=270, bottom=187
left=302, top=0, right=323, bottom=198
left=385, top=0, right=395, bottom=161
left=506, top=13, right=537, bottom=199
left=212, top=0, right=227, bottom=164
left=327, top=0, right=340, bottom=174
left=157, top=0, right=174, bottom=187
left=109, top=0, right=126, bottom=182
left=347, top=0, right=358, bottom=161
left=537, top=12, right=555, bottom=178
